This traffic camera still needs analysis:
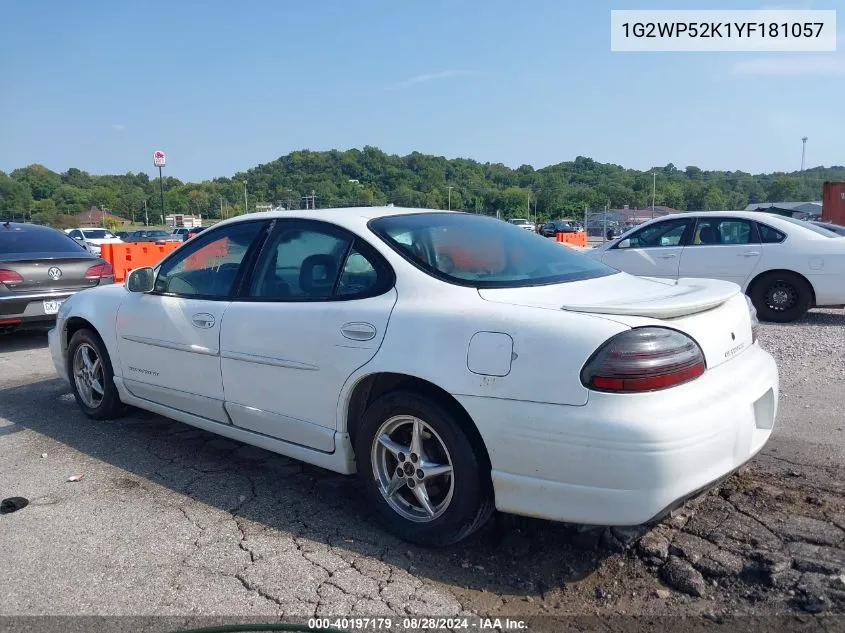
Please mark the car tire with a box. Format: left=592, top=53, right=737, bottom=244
left=67, top=328, right=126, bottom=420
left=354, top=390, right=494, bottom=547
left=749, top=271, right=812, bottom=323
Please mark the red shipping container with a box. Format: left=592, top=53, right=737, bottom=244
left=822, top=181, right=845, bottom=226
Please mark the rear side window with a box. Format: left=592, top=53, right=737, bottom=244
left=0, top=226, right=88, bottom=254
left=757, top=223, right=786, bottom=243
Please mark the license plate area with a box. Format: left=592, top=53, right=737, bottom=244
left=43, top=299, right=64, bottom=315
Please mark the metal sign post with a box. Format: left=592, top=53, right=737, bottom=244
left=153, top=151, right=167, bottom=224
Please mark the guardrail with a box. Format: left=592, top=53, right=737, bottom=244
left=100, top=242, right=182, bottom=283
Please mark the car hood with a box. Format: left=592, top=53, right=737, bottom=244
left=478, top=273, right=741, bottom=319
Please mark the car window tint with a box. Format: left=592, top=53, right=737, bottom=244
left=335, top=246, right=383, bottom=297
left=371, top=213, right=615, bottom=288
left=154, top=222, right=262, bottom=298
left=691, top=218, right=754, bottom=245
left=250, top=224, right=351, bottom=299
left=757, top=224, right=786, bottom=243
left=627, top=218, right=689, bottom=248
left=1, top=226, right=88, bottom=254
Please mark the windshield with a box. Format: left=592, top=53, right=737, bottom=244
left=509, top=219, right=529, bottom=225
left=776, top=216, right=840, bottom=238
left=82, top=229, right=116, bottom=239
left=140, top=230, right=170, bottom=238
left=1, top=225, right=90, bottom=254
left=369, top=212, right=616, bottom=288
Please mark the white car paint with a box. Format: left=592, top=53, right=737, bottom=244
left=585, top=211, right=845, bottom=308
left=49, top=206, right=779, bottom=528
left=65, top=227, right=123, bottom=256
left=508, top=218, right=535, bottom=231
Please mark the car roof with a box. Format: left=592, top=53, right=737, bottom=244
left=208, top=206, right=460, bottom=233
left=2, top=221, right=61, bottom=233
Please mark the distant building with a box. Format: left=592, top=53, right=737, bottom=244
left=165, top=214, right=203, bottom=228
left=744, top=201, right=822, bottom=219
left=73, top=207, right=129, bottom=227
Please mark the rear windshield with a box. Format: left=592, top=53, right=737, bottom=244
left=776, top=216, right=839, bottom=238
left=369, top=212, right=616, bottom=288
left=82, top=229, right=116, bottom=239
left=1, top=225, right=89, bottom=254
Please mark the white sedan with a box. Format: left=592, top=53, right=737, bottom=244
left=48, top=207, right=778, bottom=546
left=65, top=227, right=123, bottom=257
left=585, top=211, right=845, bottom=322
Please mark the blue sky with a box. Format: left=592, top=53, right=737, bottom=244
left=0, top=0, right=842, bottom=182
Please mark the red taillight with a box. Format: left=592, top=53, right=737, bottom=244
left=0, top=269, right=24, bottom=284
left=85, top=262, right=114, bottom=279
left=581, top=327, right=706, bottom=393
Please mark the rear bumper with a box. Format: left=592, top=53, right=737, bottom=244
left=0, top=283, right=113, bottom=332
left=456, top=343, right=778, bottom=526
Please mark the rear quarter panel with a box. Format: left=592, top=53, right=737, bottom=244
left=336, top=271, right=629, bottom=433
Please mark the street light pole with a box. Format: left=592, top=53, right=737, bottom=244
left=243, top=181, right=248, bottom=215
left=447, top=186, right=453, bottom=211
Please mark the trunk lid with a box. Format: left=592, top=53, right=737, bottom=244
left=0, top=255, right=103, bottom=293
left=478, top=273, right=753, bottom=370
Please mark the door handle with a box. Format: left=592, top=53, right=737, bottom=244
left=658, top=253, right=678, bottom=259
left=739, top=252, right=760, bottom=257
left=341, top=322, right=377, bottom=341
left=191, top=313, right=216, bottom=329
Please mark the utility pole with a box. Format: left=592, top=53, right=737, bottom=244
left=220, top=196, right=224, bottom=219
left=447, top=186, right=454, bottom=211
left=651, top=172, right=657, bottom=219
left=301, top=190, right=318, bottom=209
left=243, top=181, right=248, bottom=215
left=801, top=136, right=808, bottom=171
left=144, top=199, right=148, bottom=226
left=584, top=204, right=587, bottom=234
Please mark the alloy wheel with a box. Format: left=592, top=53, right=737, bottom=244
left=370, top=415, right=455, bottom=523
left=73, top=343, right=105, bottom=409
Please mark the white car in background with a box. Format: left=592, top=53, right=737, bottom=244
left=65, top=228, right=123, bottom=257
left=585, top=211, right=845, bottom=322
left=508, top=218, right=535, bottom=231
left=48, top=207, right=777, bottom=546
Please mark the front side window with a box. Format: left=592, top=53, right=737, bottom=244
left=249, top=221, right=391, bottom=300
left=369, top=212, right=615, bottom=288
left=624, top=218, right=690, bottom=248
left=691, top=218, right=755, bottom=245
left=154, top=221, right=264, bottom=298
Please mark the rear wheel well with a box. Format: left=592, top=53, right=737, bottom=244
left=746, top=269, right=816, bottom=307
left=346, top=373, right=491, bottom=471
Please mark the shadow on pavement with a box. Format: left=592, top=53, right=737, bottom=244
left=0, top=376, right=615, bottom=598
left=0, top=331, right=50, bottom=353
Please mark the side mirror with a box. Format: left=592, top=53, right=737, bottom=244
left=73, top=236, right=84, bottom=241
left=617, top=238, right=631, bottom=249
left=126, top=267, right=155, bottom=293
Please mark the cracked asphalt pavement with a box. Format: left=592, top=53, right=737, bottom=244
left=1, top=310, right=844, bottom=624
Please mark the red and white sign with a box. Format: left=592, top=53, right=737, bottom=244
left=153, top=150, right=166, bottom=168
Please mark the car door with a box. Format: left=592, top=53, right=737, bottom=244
left=600, top=217, right=693, bottom=278
left=678, top=217, right=762, bottom=287
left=219, top=219, right=398, bottom=452
left=115, top=220, right=267, bottom=422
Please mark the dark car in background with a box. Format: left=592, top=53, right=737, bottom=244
left=540, top=220, right=577, bottom=238
left=0, top=222, right=114, bottom=333
left=122, top=229, right=172, bottom=244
